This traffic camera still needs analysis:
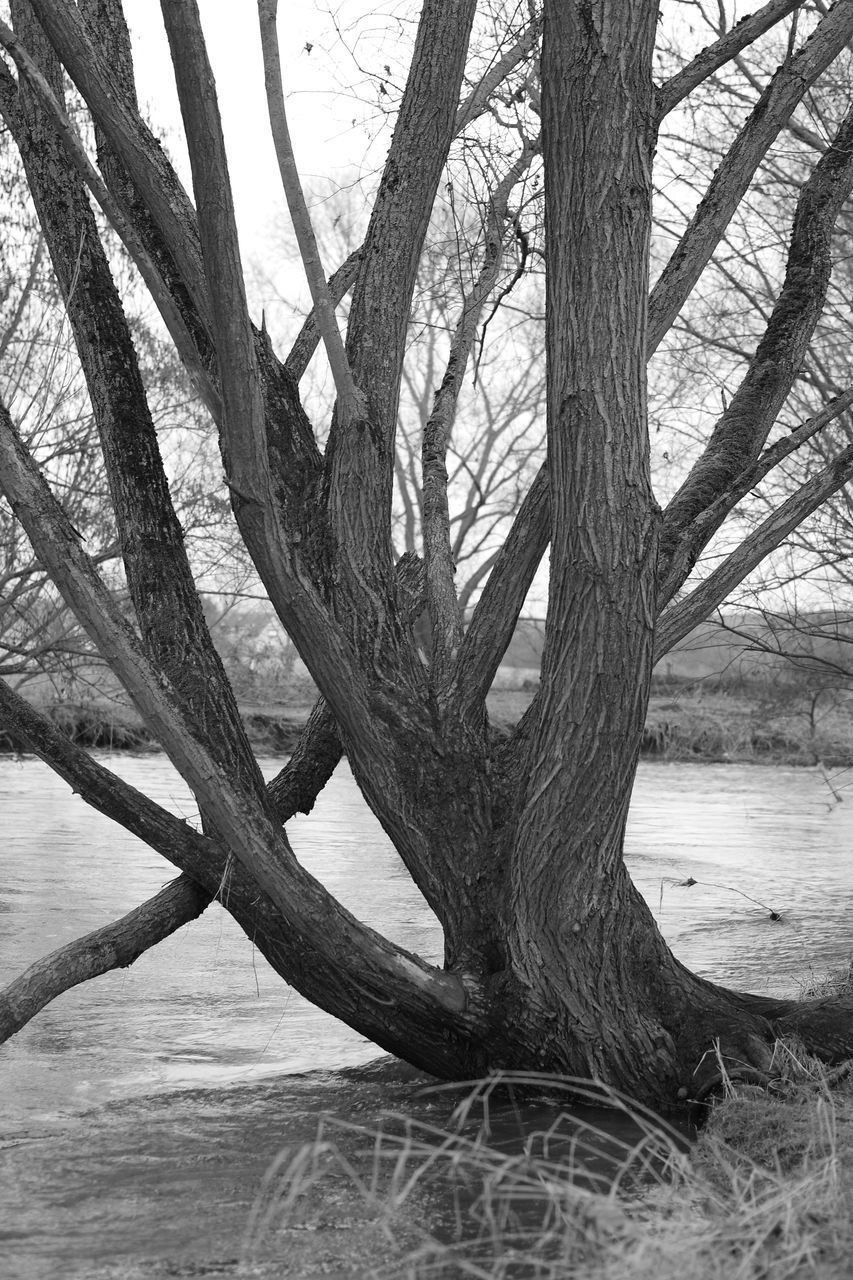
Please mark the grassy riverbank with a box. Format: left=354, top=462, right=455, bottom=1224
left=238, top=1025, right=853, bottom=1278
left=5, top=681, right=853, bottom=765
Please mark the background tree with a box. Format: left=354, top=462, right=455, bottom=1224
left=1, top=0, right=853, bottom=1107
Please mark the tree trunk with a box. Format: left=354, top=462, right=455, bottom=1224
left=2, top=0, right=852, bottom=1112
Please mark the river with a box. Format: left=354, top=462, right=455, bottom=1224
left=2, top=755, right=852, bottom=1275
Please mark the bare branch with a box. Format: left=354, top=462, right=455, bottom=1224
left=0, top=875, right=212, bottom=1044
left=648, top=0, right=853, bottom=356
left=655, top=441, right=853, bottom=660
left=655, top=0, right=802, bottom=121
left=258, top=0, right=365, bottom=422
left=282, top=16, right=538, bottom=388
left=454, top=14, right=542, bottom=134
left=326, top=0, right=478, bottom=580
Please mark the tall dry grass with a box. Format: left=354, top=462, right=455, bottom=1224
left=240, top=964, right=853, bottom=1278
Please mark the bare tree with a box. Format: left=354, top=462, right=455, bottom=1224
left=1, top=0, right=852, bottom=1106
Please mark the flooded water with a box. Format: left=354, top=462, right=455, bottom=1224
left=2, top=754, right=852, bottom=1276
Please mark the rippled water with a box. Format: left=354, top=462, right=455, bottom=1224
left=2, top=755, right=852, bottom=1276
left=2, top=755, right=852, bottom=1125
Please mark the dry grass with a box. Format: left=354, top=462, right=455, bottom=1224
left=239, top=1035, right=853, bottom=1280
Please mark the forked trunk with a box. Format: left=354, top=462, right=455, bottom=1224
left=3, top=0, right=853, bottom=1113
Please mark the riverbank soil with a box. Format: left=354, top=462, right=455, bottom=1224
left=5, top=683, right=853, bottom=764
left=487, top=685, right=853, bottom=766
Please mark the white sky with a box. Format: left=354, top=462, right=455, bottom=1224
left=125, top=3, right=398, bottom=262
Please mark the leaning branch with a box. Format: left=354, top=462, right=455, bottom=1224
left=27, top=0, right=212, bottom=335
left=0, top=404, right=475, bottom=1047
left=0, top=875, right=212, bottom=1044
left=659, top=101, right=853, bottom=578
left=284, top=250, right=361, bottom=383
left=0, top=20, right=220, bottom=420
left=647, top=0, right=853, bottom=356
left=655, top=0, right=802, bottom=121
left=655, top=440, right=853, bottom=660
left=0, top=678, right=478, bottom=1068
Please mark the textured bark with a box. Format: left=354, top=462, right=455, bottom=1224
left=486, top=0, right=679, bottom=1093
left=8, top=0, right=265, bottom=806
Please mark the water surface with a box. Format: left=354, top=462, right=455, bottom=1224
left=2, top=755, right=851, bottom=1126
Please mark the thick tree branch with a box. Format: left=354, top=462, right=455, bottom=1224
left=160, top=0, right=268, bottom=506
left=6, top=1, right=265, bottom=805
left=660, top=102, right=853, bottom=578
left=0, top=875, right=212, bottom=1044
left=655, top=0, right=802, bottom=121
left=655, top=440, right=853, bottom=660
left=648, top=0, right=853, bottom=356
left=0, top=18, right=219, bottom=418
left=26, top=0, right=211, bottom=335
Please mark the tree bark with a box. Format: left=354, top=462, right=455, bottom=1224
left=3, top=0, right=852, bottom=1110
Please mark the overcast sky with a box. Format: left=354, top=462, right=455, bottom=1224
left=124, top=3, right=399, bottom=259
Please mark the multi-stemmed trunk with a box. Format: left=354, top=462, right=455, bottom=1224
left=1, top=0, right=853, bottom=1109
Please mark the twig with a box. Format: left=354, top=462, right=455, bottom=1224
left=670, top=875, right=783, bottom=920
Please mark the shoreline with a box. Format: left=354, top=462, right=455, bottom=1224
left=3, top=688, right=853, bottom=768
